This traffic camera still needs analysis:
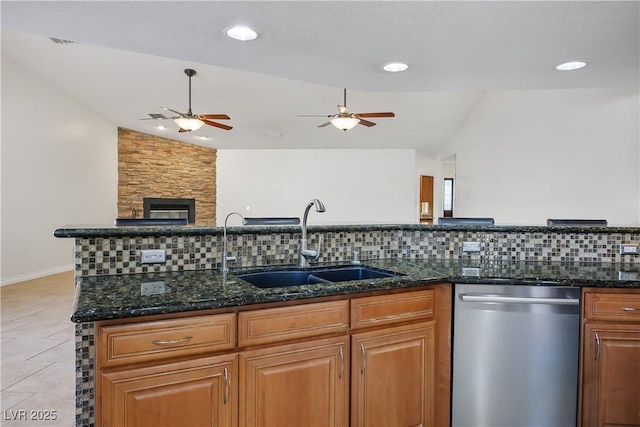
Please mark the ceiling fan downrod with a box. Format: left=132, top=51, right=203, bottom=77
left=184, top=68, right=196, bottom=116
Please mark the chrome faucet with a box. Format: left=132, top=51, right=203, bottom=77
left=221, top=212, right=243, bottom=274
left=299, top=199, right=326, bottom=267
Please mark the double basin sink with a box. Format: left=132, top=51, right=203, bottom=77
left=236, top=266, right=399, bottom=289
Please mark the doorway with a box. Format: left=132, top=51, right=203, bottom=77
left=419, top=175, right=434, bottom=224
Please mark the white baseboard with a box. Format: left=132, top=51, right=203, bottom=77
left=1, top=265, right=74, bottom=286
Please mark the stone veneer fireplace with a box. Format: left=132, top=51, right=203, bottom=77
left=117, top=128, right=216, bottom=224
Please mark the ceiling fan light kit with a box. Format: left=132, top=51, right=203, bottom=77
left=330, top=116, right=360, bottom=131
left=175, top=116, right=204, bottom=131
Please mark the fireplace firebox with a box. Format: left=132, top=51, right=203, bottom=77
left=143, top=198, right=196, bottom=223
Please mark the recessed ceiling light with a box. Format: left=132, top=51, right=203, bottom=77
left=555, top=61, right=586, bottom=71
left=226, top=26, right=258, bottom=41
left=157, top=125, right=167, bottom=130
left=196, top=135, right=211, bottom=140
left=382, top=62, right=409, bottom=73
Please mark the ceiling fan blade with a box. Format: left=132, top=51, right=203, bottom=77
left=162, top=107, right=185, bottom=116
left=296, top=114, right=332, bottom=118
left=202, top=119, right=233, bottom=131
left=318, top=122, right=332, bottom=128
left=358, top=119, right=377, bottom=127
left=199, top=114, right=230, bottom=120
left=357, top=112, right=395, bottom=118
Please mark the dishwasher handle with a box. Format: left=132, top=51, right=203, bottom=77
left=460, top=294, right=579, bottom=306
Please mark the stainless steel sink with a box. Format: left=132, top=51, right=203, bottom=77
left=236, top=266, right=398, bottom=289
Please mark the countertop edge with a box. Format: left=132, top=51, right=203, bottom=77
left=54, top=223, right=640, bottom=238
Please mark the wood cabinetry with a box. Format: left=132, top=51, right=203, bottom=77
left=350, top=290, right=436, bottom=427
left=96, top=287, right=450, bottom=427
left=238, top=300, right=350, bottom=427
left=240, top=336, right=349, bottom=427
left=97, top=313, right=238, bottom=427
left=101, top=354, right=237, bottom=427
left=351, top=322, right=434, bottom=427
left=580, top=289, right=640, bottom=427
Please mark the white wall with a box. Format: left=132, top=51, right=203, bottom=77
left=217, top=149, right=417, bottom=225
left=1, top=57, right=118, bottom=285
left=442, top=88, right=640, bottom=226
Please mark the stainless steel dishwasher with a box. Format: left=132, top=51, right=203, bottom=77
left=452, top=284, right=580, bottom=427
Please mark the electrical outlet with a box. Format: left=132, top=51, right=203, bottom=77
left=140, top=281, right=166, bottom=296
left=462, top=267, right=481, bottom=277
left=619, top=244, right=639, bottom=255
left=140, top=249, right=166, bottom=264
left=462, top=241, right=481, bottom=252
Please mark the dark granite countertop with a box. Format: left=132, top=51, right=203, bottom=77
left=71, top=259, right=640, bottom=323
left=55, top=223, right=640, bottom=238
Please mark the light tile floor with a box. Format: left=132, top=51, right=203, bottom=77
left=1, top=272, right=75, bottom=426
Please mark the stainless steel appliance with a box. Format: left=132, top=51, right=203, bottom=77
left=452, top=284, right=580, bottom=427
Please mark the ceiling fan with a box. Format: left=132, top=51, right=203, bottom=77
left=297, top=88, right=395, bottom=131
left=141, top=68, right=232, bottom=133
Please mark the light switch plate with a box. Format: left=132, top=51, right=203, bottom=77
left=141, top=249, right=166, bottom=264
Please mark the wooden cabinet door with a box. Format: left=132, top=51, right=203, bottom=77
left=351, top=321, right=435, bottom=427
left=101, top=354, right=237, bottom=427
left=239, top=336, right=349, bottom=427
left=581, top=323, right=640, bottom=427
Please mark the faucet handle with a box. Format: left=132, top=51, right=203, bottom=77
left=302, top=235, right=323, bottom=261
left=351, top=250, right=361, bottom=265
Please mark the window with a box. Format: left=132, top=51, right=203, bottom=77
left=443, top=178, right=454, bottom=217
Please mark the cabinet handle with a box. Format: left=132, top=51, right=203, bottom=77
left=622, top=307, right=637, bottom=312
left=360, top=344, right=366, bottom=374
left=152, top=336, right=193, bottom=346
left=338, top=347, right=344, bottom=380
left=223, top=367, right=230, bottom=405
left=594, top=333, right=600, bottom=361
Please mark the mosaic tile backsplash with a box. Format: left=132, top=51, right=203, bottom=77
left=75, top=228, right=640, bottom=277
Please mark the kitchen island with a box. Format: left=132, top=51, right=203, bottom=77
left=56, top=223, right=639, bottom=426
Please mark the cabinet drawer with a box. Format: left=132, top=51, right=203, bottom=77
left=583, top=290, right=640, bottom=322
left=98, top=313, right=236, bottom=368
left=351, top=289, right=434, bottom=330
left=238, top=300, right=349, bottom=348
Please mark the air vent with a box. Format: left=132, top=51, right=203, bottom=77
left=148, top=113, right=167, bottom=119
left=49, top=37, right=78, bottom=44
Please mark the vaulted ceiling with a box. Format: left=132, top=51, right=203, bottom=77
left=2, top=1, right=638, bottom=155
